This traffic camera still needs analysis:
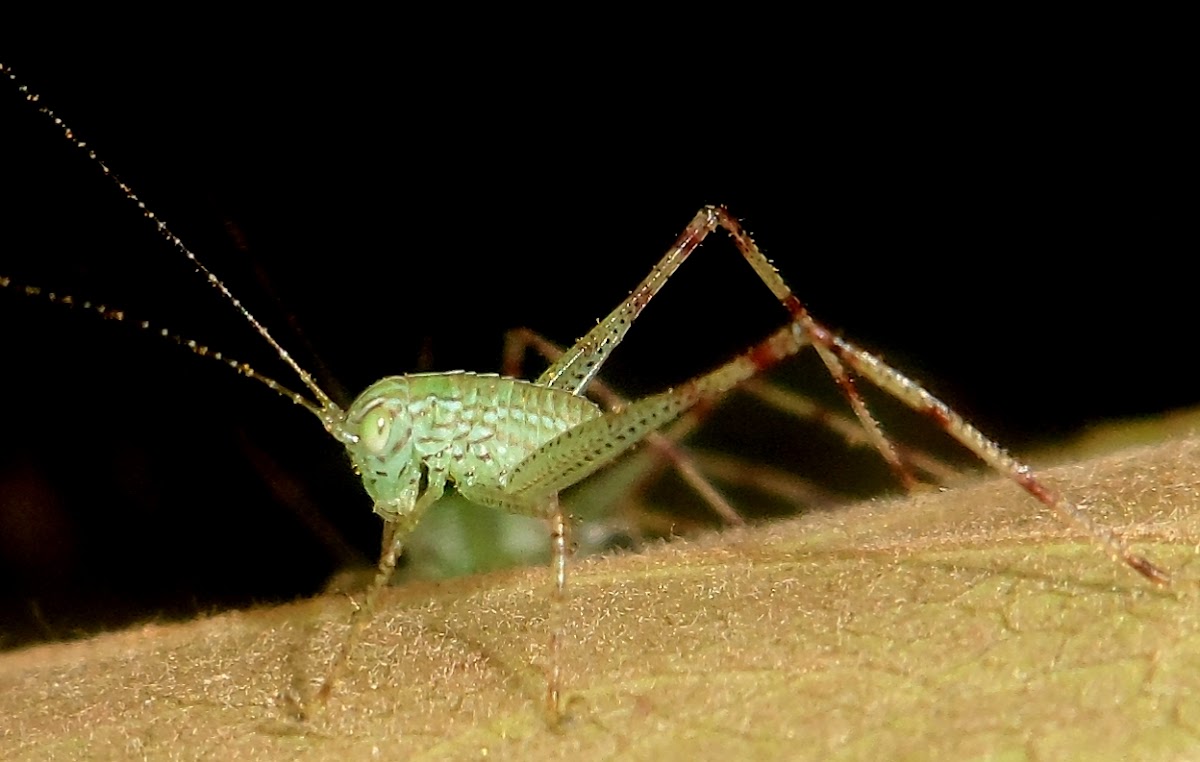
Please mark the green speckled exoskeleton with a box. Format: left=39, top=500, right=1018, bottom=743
left=2, top=62, right=1171, bottom=725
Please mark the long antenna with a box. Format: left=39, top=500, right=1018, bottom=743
left=0, top=275, right=324, bottom=419
left=1, top=61, right=337, bottom=413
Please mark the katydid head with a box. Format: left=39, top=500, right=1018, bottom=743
left=335, top=377, right=421, bottom=521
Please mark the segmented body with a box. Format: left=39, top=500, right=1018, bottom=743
left=342, top=372, right=602, bottom=519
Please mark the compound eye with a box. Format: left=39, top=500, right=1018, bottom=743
left=359, top=410, right=392, bottom=455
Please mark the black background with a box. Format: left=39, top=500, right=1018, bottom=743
left=0, top=37, right=1191, bottom=649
